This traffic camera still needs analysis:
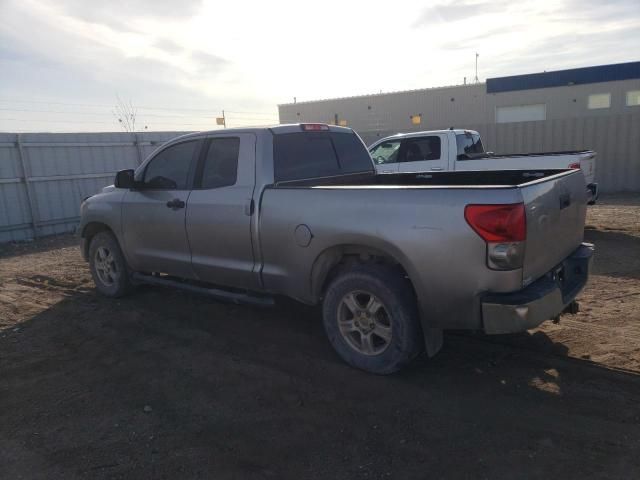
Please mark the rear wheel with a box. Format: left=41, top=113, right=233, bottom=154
left=322, top=264, right=423, bottom=374
left=88, top=231, right=132, bottom=297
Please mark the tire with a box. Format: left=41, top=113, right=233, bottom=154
left=88, top=231, right=132, bottom=297
left=322, top=264, right=423, bottom=374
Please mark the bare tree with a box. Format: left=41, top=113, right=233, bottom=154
left=113, top=95, right=137, bottom=132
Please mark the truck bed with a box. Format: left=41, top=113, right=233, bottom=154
left=274, top=169, right=574, bottom=188
left=260, top=167, right=586, bottom=330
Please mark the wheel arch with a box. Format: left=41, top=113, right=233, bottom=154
left=310, top=243, right=418, bottom=303
left=80, top=222, right=115, bottom=261
left=310, top=242, right=442, bottom=357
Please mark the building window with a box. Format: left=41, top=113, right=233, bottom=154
left=495, top=104, right=546, bottom=123
left=626, top=90, right=640, bottom=107
left=410, top=114, right=422, bottom=125
left=588, top=93, right=611, bottom=109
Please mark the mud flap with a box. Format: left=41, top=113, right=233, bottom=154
left=424, top=327, right=443, bottom=357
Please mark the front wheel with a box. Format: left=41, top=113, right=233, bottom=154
left=322, top=264, right=423, bottom=374
left=88, top=231, right=132, bottom=297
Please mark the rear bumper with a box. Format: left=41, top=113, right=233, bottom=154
left=481, top=243, right=594, bottom=334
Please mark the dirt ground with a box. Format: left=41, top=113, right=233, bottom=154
left=1, top=195, right=639, bottom=479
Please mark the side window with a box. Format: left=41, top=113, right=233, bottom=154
left=402, top=137, right=441, bottom=162
left=456, top=133, right=485, bottom=160
left=144, top=140, right=198, bottom=189
left=369, top=140, right=401, bottom=165
left=201, top=137, right=240, bottom=189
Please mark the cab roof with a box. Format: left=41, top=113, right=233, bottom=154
left=369, top=129, right=479, bottom=148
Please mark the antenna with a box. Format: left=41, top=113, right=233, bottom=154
left=474, top=53, right=479, bottom=83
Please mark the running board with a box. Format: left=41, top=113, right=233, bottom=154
left=131, top=273, right=275, bottom=307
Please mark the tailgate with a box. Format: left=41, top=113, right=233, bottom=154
left=521, top=170, right=587, bottom=286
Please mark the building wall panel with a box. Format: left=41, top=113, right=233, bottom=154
left=280, top=77, right=640, bottom=192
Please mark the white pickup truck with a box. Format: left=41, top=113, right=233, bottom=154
left=369, top=129, right=598, bottom=204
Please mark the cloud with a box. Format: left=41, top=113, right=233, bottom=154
left=487, top=22, right=640, bottom=75
left=0, top=0, right=638, bottom=132
left=51, top=0, right=204, bottom=28
left=0, top=1, right=242, bottom=124
left=437, top=27, right=519, bottom=51
left=190, top=50, right=229, bottom=76
left=154, top=38, right=184, bottom=54
left=563, top=0, right=639, bottom=26
left=408, top=0, right=640, bottom=86
left=412, top=0, right=510, bottom=26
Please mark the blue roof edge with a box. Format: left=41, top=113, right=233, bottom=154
left=486, top=61, right=640, bottom=94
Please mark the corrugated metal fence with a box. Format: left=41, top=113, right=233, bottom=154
left=2, top=120, right=638, bottom=243
left=0, top=131, right=187, bottom=243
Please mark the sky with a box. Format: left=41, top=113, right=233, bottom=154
left=1, top=0, right=639, bottom=132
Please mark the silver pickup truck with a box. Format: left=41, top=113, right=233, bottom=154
left=79, top=123, right=593, bottom=374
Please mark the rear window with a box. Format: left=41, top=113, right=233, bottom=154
left=456, top=133, right=485, bottom=160
left=273, top=132, right=373, bottom=182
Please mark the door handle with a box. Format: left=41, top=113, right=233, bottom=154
left=382, top=170, right=394, bottom=173
left=430, top=167, right=444, bottom=171
left=166, top=198, right=185, bottom=210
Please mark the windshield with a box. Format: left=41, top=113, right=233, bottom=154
left=369, top=139, right=401, bottom=164
left=456, top=133, right=485, bottom=160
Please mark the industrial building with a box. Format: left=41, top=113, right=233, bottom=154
left=278, top=61, right=640, bottom=192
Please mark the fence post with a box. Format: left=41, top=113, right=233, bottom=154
left=134, top=132, right=144, bottom=165
left=16, top=133, right=41, bottom=238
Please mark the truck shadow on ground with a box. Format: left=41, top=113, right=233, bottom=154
left=2, top=286, right=640, bottom=479
left=584, top=228, right=640, bottom=280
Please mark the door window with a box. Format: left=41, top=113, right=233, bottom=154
left=143, top=140, right=198, bottom=189
left=401, top=137, right=441, bottom=162
left=200, top=137, right=240, bottom=189
left=369, top=140, right=401, bottom=165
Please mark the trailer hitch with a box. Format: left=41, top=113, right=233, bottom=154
left=564, top=301, right=580, bottom=315
left=552, top=301, right=580, bottom=324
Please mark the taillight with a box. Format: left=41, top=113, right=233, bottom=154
left=301, top=123, right=329, bottom=131
left=464, top=203, right=526, bottom=242
left=568, top=162, right=580, bottom=169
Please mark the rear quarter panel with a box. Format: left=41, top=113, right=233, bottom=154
left=259, top=186, right=524, bottom=330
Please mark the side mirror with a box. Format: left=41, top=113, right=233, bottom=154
left=115, top=169, right=135, bottom=189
